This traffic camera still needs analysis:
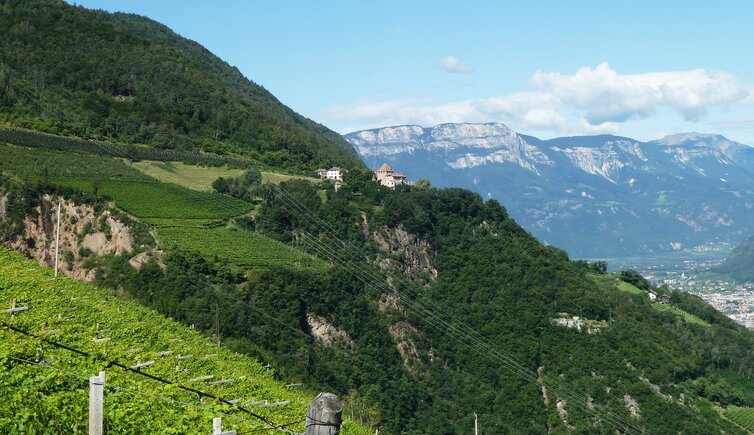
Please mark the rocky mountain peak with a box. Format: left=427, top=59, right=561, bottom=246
left=347, top=122, right=754, bottom=256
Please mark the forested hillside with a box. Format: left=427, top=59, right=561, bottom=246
left=0, top=0, right=362, bottom=170
left=2, top=141, right=754, bottom=433
left=718, top=235, right=754, bottom=282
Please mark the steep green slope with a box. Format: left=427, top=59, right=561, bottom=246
left=0, top=248, right=370, bottom=434
left=718, top=236, right=754, bottom=282
left=0, top=0, right=362, bottom=171
left=3, top=143, right=754, bottom=432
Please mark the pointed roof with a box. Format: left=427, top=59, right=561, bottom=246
left=377, top=163, right=393, bottom=172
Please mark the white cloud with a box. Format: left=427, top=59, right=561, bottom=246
left=319, top=63, right=754, bottom=134
left=321, top=92, right=568, bottom=132
left=438, top=56, right=475, bottom=74
left=531, top=63, right=750, bottom=124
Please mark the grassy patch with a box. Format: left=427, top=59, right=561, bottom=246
left=129, top=160, right=246, bottom=191
left=261, top=171, right=322, bottom=185
left=616, top=281, right=645, bottom=295
left=129, top=160, right=321, bottom=191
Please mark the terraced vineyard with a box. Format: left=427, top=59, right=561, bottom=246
left=51, top=178, right=252, bottom=222
left=613, top=280, right=710, bottom=327
left=0, top=143, right=151, bottom=181
left=2, top=141, right=327, bottom=278
left=725, top=406, right=754, bottom=431
left=158, top=227, right=329, bottom=271
left=0, top=127, right=251, bottom=168
left=0, top=248, right=367, bottom=433
left=652, top=302, right=711, bottom=327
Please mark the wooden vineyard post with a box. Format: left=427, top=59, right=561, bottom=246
left=89, top=371, right=105, bottom=435
left=305, top=392, right=342, bottom=435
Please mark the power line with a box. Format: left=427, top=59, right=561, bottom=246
left=259, top=182, right=646, bottom=433
left=1, top=323, right=286, bottom=431
left=1, top=354, right=271, bottom=431
left=2, top=63, right=645, bottom=432
left=197, top=182, right=641, bottom=432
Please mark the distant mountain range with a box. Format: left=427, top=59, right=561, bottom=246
left=346, top=123, right=754, bottom=257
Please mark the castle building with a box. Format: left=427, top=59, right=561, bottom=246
left=373, top=163, right=408, bottom=188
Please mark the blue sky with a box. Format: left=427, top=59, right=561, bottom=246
left=73, top=1, right=754, bottom=143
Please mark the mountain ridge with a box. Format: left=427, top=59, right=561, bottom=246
left=0, top=0, right=363, bottom=171
left=346, top=122, right=754, bottom=257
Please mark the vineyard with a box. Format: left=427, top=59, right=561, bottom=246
left=0, top=143, right=152, bottom=181
left=51, top=178, right=252, bottom=222
left=651, top=302, right=710, bottom=327
left=0, top=248, right=369, bottom=433
left=613, top=280, right=710, bottom=327
left=725, top=406, right=754, bottom=431
left=0, top=141, right=328, bottom=275
left=157, top=227, right=329, bottom=271
left=0, top=127, right=252, bottom=168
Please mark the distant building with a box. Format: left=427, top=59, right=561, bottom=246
left=648, top=290, right=657, bottom=301
left=658, top=294, right=671, bottom=305
left=316, top=167, right=345, bottom=181
left=373, top=163, right=410, bottom=188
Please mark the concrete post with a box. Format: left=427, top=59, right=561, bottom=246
left=89, top=371, right=105, bottom=435
left=305, top=392, right=342, bottom=435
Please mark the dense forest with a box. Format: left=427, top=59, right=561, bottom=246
left=0, top=0, right=363, bottom=171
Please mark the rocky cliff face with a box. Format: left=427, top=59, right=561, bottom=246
left=373, top=226, right=437, bottom=281
left=347, top=123, right=754, bottom=257
left=2, top=193, right=151, bottom=281
left=306, top=312, right=353, bottom=348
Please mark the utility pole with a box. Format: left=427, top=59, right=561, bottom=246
left=89, top=371, right=105, bottom=435
left=54, top=198, right=61, bottom=277
left=609, top=306, right=613, bottom=329
left=474, top=412, right=478, bottom=435
left=213, top=303, right=220, bottom=345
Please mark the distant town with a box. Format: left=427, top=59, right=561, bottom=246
left=602, top=245, right=752, bottom=330
left=655, top=271, right=754, bottom=330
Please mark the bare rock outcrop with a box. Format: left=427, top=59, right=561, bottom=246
left=0, top=194, right=7, bottom=218
left=6, top=195, right=137, bottom=281
left=623, top=395, right=640, bottom=417
left=389, top=321, right=424, bottom=370
left=306, top=313, right=353, bottom=348
left=373, top=226, right=437, bottom=280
